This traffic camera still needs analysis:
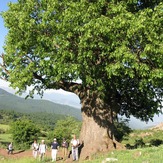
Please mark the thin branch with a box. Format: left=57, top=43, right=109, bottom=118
left=54, top=44, right=60, bottom=49
left=0, top=76, right=8, bottom=81
left=0, top=63, right=9, bottom=74
left=25, top=55, right=33, bottom=63
left=0, top=53, right=10, bottom=75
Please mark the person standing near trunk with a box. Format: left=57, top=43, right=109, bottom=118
left=71, top=135, right=80, bottom=161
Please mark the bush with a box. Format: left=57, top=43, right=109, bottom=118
left=134, top=138, right=145, bottom=148
left=10, top=118, right=40, bottom=149
left=150, top=139, right=163, bottom=146
left=0, top=128, right=5, bottom=134
left=48, top=116, right=82, bottom=145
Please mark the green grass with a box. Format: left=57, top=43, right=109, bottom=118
left=84, top=145, right=163, bottom=163
left=0, top=124, right=12, bottom=149
left=0, top=157, right=42, bottom=163
left=0, top=124, right=10, bottom=131
left=0, top=156, right=52, bottom=163
left=0, top=134, right=12, bottom=143
left=1, top=146, right=163, bottom=163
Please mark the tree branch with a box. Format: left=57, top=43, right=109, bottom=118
left=33, top=71, right=83, bottom=96
left=0, top=53, right=10, bottom=81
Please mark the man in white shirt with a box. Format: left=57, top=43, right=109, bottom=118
left=32, top=140, right=39, bottom=159
left=7, top=142, right=13, bottom=154
left=71, top=135, right=80, bottom=161
left=39, top=140, right=47, bottom=161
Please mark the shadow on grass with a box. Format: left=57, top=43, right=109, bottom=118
left=13, top=150, right=25, bottom=154
left=42, top=157, right=63, bottom=163
left=126, top=138, right=163, bottom=149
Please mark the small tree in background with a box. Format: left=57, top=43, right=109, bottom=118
left=49, top=116, right=81, bottom=145
left=10, top=118, right=40, bottom=149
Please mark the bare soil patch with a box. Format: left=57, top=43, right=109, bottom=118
left=0, top=148, right=75, bottom=162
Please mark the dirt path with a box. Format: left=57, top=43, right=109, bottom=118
left=0, top=148, right=33, bottom=159
left=0, top=148, right=76, bottom=162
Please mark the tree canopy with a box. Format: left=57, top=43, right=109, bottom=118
left=1, top=0, right=162, bottom=120
left=0, top=0, right=163, bottom=158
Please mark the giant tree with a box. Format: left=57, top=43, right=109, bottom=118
left=0, top=0, right=163, bottom=159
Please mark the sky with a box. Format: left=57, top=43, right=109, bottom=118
left=0, top=0, right=17, bottom=54
left=0, top=0, right=163, bottom=129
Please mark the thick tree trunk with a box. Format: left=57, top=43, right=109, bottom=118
left=78, top=93, right=125, bottom=160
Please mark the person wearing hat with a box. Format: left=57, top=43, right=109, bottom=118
left=31, top=139, right=39, bottom=159
left=61, top=138, right=68, bottom=160
left=51, top=138, right=59, bottom=162
left=39, top=140, right=47, bottom=161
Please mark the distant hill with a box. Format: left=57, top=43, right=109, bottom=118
left=150, top=123, right=163, bottom=131
left=0, top=88, right=82, bottom=120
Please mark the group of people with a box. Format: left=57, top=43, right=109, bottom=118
left=31, top=134, right=80, bottom=162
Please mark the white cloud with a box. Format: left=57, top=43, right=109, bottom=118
left=0, top=79, right=16, bottom=94
left=45, top=88, right=73, bottom=95
left=0, top=79, right=10, bottom=87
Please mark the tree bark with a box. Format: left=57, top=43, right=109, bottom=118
left=79, top=94, right=125, bottom=160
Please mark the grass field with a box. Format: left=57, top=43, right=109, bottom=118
left=0, top=124, right=12, bottom=148
left=0, top=134, right=12, bottom=142
left=0, top=124, right=10, bottom=131
left=1, top=145, right=163, bottom=163
left=82, top=145, right=163, bottom=163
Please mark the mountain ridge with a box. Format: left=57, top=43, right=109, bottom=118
left=0, top=88, right=82, bottom=120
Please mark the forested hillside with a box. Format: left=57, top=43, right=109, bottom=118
left=0, top=109, right=66, bottom=130
left=0, top=88, right=82, bottom=120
